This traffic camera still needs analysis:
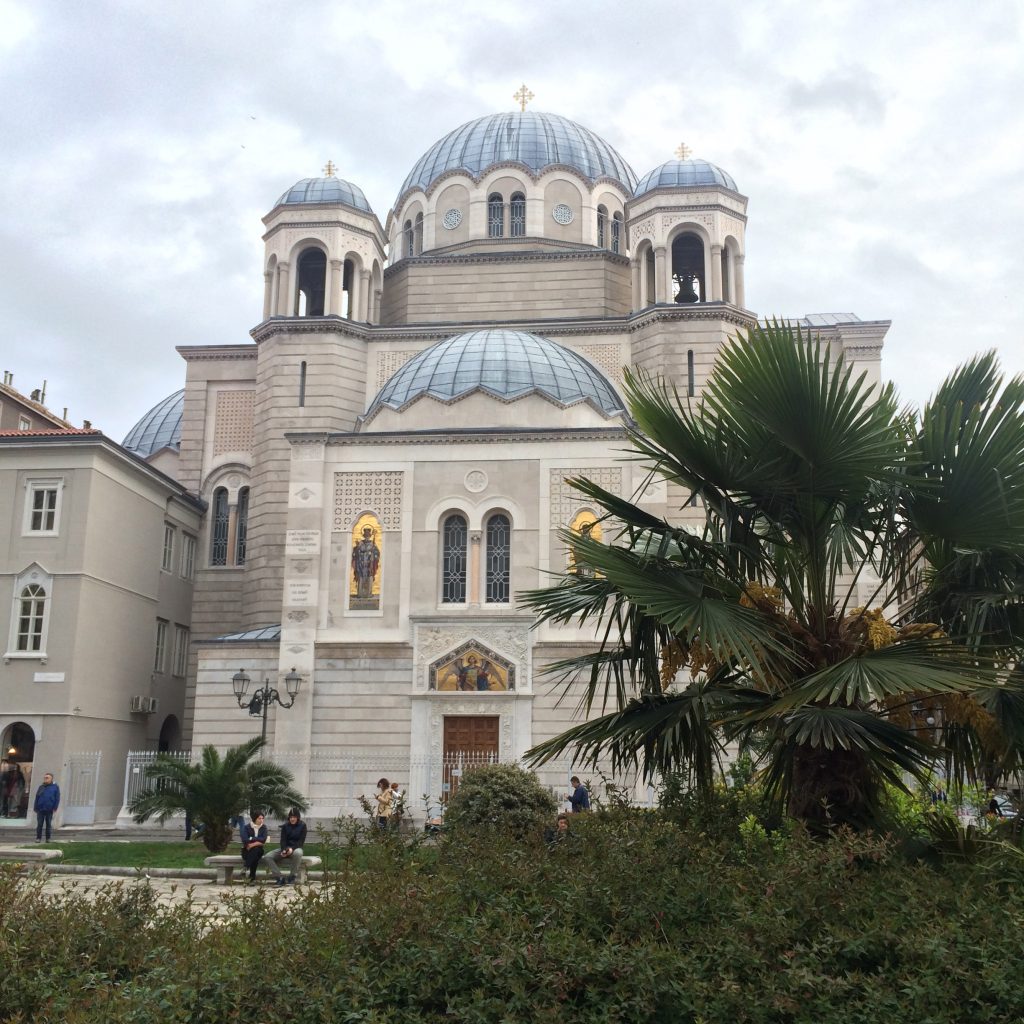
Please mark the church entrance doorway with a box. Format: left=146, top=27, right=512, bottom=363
left=1, top=722, right=35, bottom=821
left=442, top=715, right=499, bottom=798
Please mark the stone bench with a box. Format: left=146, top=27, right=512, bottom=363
left=0, top=846, right=63, bottom=862
left=204, top=854, right=321, bottom=885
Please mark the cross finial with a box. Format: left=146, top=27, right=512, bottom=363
left=674, top=142, right=692, bottom=160
left=322, top=160, right=337, bottom=177
left=513, top=83, right=534, bottom=112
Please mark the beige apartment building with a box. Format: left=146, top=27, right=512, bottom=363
left=109, top=108, right=891, bottom=819
left=0, top=429, right=201, bottom=824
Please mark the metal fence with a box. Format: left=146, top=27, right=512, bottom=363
left=120, top=749, right=655, bottom=824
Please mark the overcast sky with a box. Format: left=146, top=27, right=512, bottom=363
left=2, top=0, right=1022, bottom=441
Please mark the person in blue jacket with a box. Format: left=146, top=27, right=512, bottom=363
left=33, top=772, right=60, bottom=842
left=569, top=776, right=590, bottom=813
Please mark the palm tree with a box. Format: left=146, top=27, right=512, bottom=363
left=522, top=324, right=1024, bottom=830
left=128, top=738, right=307, bottom=852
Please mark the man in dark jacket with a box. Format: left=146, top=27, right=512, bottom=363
left=33, top=773, right=60, bottom=841
left=266, top=808, right=307, bottom=885
left=569, top=776, right=591, bottom=813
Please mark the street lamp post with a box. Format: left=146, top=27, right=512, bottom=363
left=231, top=667, right=303, bottom=746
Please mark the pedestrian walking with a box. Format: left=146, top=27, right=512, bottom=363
left=373, top=778, right=393, bottom=830
left=569, top=775, right=590, bottom=813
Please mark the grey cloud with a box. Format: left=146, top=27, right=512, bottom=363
left=785, top=69, right=886, bottom=123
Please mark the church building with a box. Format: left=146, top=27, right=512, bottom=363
left=120, top=106, right=890, bottom=818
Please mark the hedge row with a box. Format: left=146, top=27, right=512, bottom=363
left=2, top=812, right=1022, bottom=1023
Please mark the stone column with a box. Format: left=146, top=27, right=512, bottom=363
left=347, top=267, right=360, bottom=321
left=263, top=271, right=273, bottom=319
left=630, top=259, right=641, bottom=312
left=359, top=269, right=371, bottom=321
left=329, top=259, right=344, bottom=316
left=373, top=289, right=383, bottom=324
left=710, top=244, right=723, bottom=302
left=469, top=531, right=482, bottom=606
left=276, top=261, right=291, bottom=316
left=735, top=254, right=746, bottom=308
left=654, top=246, right=667, bottom=304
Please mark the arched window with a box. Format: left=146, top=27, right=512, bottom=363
left=210, top=487, right=229, bottom=566
left=487, top=194, right=504, bottom=238
left=596, top=205, right=607, bottom=248
left=671, top=232, right=705, bottom=303
left=414, top=212, right=424, bottom=254
left=342, top=259, right=354, bottom=318
left=644, top=247, right=656, bottom=306
left=235, top=487, right=250, bottom=566
left=16, top=584, right=46, bottom=652
left=721, top=246, right=731, bottom=303
left=441, top=514, right=468, bottom=603
left=404, top=220, right=414, bottom=258
left=295, top=247, right=326, bottom=316
left=510, top=193, right=526, bottom=237
left=485, top=514, right=511, bottom=603
left=611, top=213, right=622, bottom=254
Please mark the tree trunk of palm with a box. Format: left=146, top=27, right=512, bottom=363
left=788, top=746, right=879, bottom=831
left=203, top=822, right=234, bottom=853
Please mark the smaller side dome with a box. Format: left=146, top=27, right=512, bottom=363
left=634, top=158, right=737, bottom=196
left=276, top=176, right=372, bottom=214
left=123, top=389, right=183, bottom=457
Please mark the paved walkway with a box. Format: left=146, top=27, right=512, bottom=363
left=20, top=866, right=316, bottom=922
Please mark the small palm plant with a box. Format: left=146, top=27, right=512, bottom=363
left=128, top=738, right=307, bottom=852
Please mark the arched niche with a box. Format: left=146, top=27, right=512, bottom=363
left=670, top=231, right=706, bottom=304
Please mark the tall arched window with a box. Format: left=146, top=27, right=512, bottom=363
left=611, top=212, right=622, bottom=254
left=295, top=247, right=326, bottom=316
left=235, top=487, right=250, bottom=566
left=210, top=487, right=229, bottom=566
left=485, top=514, right=511, bottom=603
left=441, top=514, right=468, bottom=603
left=487, top=194, right=504, bottom=238
left=404, top=220, right=414, bottom=257
left=510, top=193, right=526, bottom=237
left=596, top=205, right=607, bottom=248
left=414, top=212, right=424, bottom=254
left=16, top=584, right=46, bottom=652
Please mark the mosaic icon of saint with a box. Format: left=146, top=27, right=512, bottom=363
left=351, top=525, right=381, bottom=600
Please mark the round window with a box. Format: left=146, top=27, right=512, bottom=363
left=551, top=203, right=574, bottom=225
left=442, top=208, right=463, bottom=230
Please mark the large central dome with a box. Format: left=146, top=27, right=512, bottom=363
left=367, top=329, right=625, bottom=418
left=398, top=112, right=637, bottom=201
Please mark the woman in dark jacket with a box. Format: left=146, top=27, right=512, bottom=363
left=240, top=811, right=268, bottom=882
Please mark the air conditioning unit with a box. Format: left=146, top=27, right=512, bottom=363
left=130, top=695, right=159, bottom=714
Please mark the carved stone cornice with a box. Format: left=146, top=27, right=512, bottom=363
left=176, top=345, right=258, bottom=361
left=628, top=304, right=758, bottom=333
left=285, top=427, right=628, bottom=447
left=384, top=246, right=630, bottom=279
left=262, top=218, right=387, bottom=250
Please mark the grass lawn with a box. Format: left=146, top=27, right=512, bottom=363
left=29, top=841, right=333, bottom=870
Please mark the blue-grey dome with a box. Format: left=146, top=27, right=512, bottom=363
left=398, top=112, right=637, bottom=200
left=634, top=158, right=738, bottom=196
left=276, top=176, right=372, bottom=213
left=368, top=329, right=625, bottom=418
left=123, top=390, right=183, bottom=457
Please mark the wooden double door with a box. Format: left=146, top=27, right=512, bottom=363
left=443, top=715, right=499, bottom=758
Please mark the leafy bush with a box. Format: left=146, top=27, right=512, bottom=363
left=5, top=812, right=1024, bottom=1022
left=442, top=762, right=557, bottom=835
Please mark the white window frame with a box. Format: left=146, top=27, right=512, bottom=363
left=161, top=523, right=175, bottom=572
left=5, top=565, right=52, bottom=660
left=172, top=625, right=189, bottom=678
left=154, top=619, right=168, bottom=674
left=22, top=478, right=64, bottom=536
left=180, top=533, right=196, bottom=580
left=18, top=416, right=31, bottom=431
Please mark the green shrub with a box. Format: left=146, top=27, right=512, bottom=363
left=442, top=762, right=557, bottom=835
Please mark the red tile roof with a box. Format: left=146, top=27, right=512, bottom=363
left=0, top=428, right=102, bottom=437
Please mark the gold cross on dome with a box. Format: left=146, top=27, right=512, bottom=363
left=322, top=160, right=337, bottom=177
left=675, top=142, right=692, bottom=160
left=513, top=83, right=534, bottom=112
